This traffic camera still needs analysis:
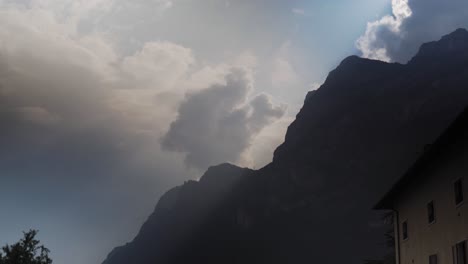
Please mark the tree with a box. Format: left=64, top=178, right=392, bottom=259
left=0, top=230, right=52, bottom=264
left=363, top=212, right=396, bottom=264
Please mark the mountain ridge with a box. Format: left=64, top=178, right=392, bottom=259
left=103, top=28, right=468, bottom=264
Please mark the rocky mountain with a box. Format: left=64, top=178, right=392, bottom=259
left=103, top=29, right=468, bottom=264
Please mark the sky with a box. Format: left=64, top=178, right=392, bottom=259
left=1, top=0, right=468, bottom=263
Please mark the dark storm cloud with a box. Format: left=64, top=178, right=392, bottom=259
left=162, top=68, right=286, bottom=170
left=357, top=0, right=468, bottom=62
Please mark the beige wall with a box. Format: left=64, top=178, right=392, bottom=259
left=394, top=146, right=468, bottom=264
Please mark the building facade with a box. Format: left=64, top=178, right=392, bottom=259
left=375, top=108, right=468, bottom=264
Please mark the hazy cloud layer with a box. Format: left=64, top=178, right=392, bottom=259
left=0, top=6, right=196, bottom=262
left=357, top=0, right=468, bottom=62
left=0, top=3, right=287, bottom=263
left=162, top=68, right=286, bottom=169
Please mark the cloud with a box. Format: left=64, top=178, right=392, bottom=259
left=0, top=1, right=295, bottom=264
left=162, top=68, right=286, bottom=170
left=272, top=57, right=300, bottom=87
left=356, top=0, right=411, bottom=62
left=248, top=93, right=286, bottom=134
left=292, top=8, right=305, bottom=16
left=271, top=41, right=300, bottom=88
left=309, top=82, right=322, bottom=91
left=15, top=106, right=62, bottom=125
left=120, top=41, right=194, bottom=89
left=0, top=3, right=291, bottom=263
left=357, top=0, right=468, bottom=62
left=0, top=4, right=198, bottom=264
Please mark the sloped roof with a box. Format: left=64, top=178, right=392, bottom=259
left=374, top=106, right=468, bottom=209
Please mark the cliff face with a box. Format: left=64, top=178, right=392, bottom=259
left=103, top=29, right=468, bottom=264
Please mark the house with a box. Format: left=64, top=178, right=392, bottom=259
left=375, top=107, right=468, bottom=264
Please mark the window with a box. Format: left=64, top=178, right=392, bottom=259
left=402, top=221, right=408, bottom=240
left=453, top=241, right=467, bottom=264
left=455, top=178, right=464, bottom=205
left=427, top=201, right=435, bottom=223
left=429, top=254, right=438, bottom=264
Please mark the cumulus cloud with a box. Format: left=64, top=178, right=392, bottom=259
left=356, top=0, right=412, bottom=62
left=357, top=0, right=468, bottom=62
left=120, top=41, right=194, bottom=89
left=162, top=68, right=286, bottom=170
left=248, top=93, right=286, bottom=134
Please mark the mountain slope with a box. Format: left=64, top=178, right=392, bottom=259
left=103, top=28, right=468, bottom=264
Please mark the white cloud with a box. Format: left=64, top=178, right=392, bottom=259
left=356, top=0, right=412, bottom=62
left=357, top=0, right=468, bottom=63
left=392, top=0, right=412, bottom=20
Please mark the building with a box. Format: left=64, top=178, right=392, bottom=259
left=375, top=108, right=468, bottom=264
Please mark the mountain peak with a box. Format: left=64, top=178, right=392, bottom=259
left=444, top=28, right=468, bottom=38
left=198, top=163, right=251, bottom=187
left=411, top=28, right=468, bottom=63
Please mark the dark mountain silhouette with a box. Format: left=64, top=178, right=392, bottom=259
left=103, top=29, right=468, bottom=264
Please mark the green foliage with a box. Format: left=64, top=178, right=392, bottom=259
left=0, top=230, right=52, bottom=264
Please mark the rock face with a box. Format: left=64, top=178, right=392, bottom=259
left=103, top=29, right=468, bottom=264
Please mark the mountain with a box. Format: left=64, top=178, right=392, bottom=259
left=103, top=29, right=468, bottom=264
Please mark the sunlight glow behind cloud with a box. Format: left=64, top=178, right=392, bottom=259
left=356, top=0, right=412, bottom=62
left=357, top=0, right=468, bottom=63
